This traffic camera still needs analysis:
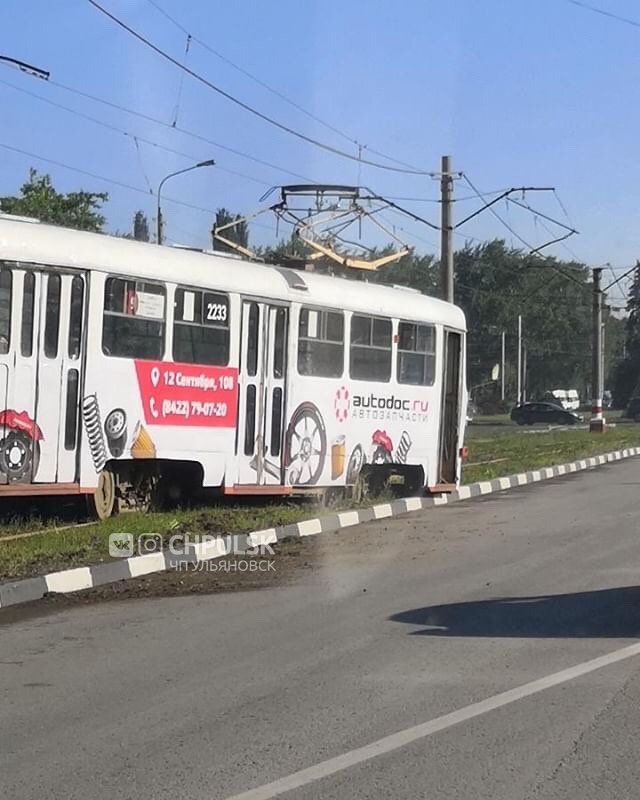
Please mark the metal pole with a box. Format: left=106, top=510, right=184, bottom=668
left=440, top=155, right=454, bottom=303
left=501, top=331, right=506, bottom=401
left=156, top=202, right=163, bottom=245
left=590, top=267, right=605, bottom=432
left=516, top=315, right=522, bottom=405
left=156, top=160, right=215, bottom=246
left=522, top=345, right=527, bottom=403
left=601, top=321, right=606, bottom=395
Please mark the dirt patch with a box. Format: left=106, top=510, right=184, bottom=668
left=0, top=536, right=324, bottom=624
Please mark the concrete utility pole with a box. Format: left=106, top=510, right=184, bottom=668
left=590, top=268, right=605, bottom=432
left=522, top=345, right=527, bottom=403
left=601, top=321, right=606, bottom=396
left=440, top=155, right=454, bottom=303
left=516, top=315, right=522, bottom=405
left=501, top=331, right=506, bottom=401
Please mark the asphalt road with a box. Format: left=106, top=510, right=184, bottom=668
left=3, top=459, right=640, bottom=799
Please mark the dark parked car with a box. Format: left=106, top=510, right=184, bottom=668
left=510, top=402, right=583, bottom=426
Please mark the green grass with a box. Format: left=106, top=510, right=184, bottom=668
left=0, top=501, right=321, bottom=581
left=2, top=423, right=640, bottom=582
left=470, top=413, right=512, bottom=425
left=463, top=425, right=640, bottom=483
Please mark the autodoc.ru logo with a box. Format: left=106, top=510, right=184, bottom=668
left=108, top=532, right=275, bottom=559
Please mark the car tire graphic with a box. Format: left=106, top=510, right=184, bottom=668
left=0, top=431, right=40, bottom=482
left=284, top=403, right=327, bottom=486
left=346, top=444, right=365, bottom=484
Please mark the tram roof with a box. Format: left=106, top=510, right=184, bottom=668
left=0, top=215, right=466, bottom=330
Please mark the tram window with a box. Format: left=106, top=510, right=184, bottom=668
left=173, top=288, right=229, bottom=365
left=244, top=384, right=256, bottom=455
left=102, top=277, right=165, bottom=359
left=64, top=369, right=80, bottom=450
left=349, top=315, right=392, bottom=381
left=0, top=269, right=11, bottom=354
left=246, top=303, right=259, bottom=377
left=273, top=308, right=287, bottom=379
left=68, top=276, right=84, bottom=359
left=44, top=273, right=61, bottom=358
left=21, top=271, right=35, bottom=357
left=397, top=322, right=436, bottom=386
left=297, top=307, right=344, bottom=378
left=270, top=387, right=283, bottom=457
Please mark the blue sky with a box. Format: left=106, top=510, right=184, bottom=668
left=2, top=0, right=639, bottom=294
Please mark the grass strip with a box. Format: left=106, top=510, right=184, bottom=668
left=2, top=425, right=640, bottom=581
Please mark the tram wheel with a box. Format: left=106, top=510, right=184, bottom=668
left=87, top=468, right=117, bottom=520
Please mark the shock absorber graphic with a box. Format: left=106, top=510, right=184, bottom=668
left=82, top=394, right=107, bottom=472
left=395, top=430, right=412, bottom=464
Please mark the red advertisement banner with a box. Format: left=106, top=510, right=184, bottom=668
left=134, top=361, right=238, bottom=428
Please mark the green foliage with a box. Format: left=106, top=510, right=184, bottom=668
left=612, top=262, right=640, bottom=408
left=454, top=241, right=593, bottom=401
left=371, top=251, right=438, bottom=295
left=133, top=210, right=150, bottom=242
left=212, top=208, right=249, bottom=252
left=0, top=168, right=108, bottom=232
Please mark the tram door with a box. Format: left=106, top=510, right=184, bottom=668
left=1, top=269, right=86, bottom=485
left=236, top=300, right=288, bottom=485
left=438, top=330, right=463, bottom=485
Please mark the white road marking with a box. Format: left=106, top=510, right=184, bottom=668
left=223, top=642, right=640, bottom=800
left=44, top=566, right=92, bottom=593
left=337, top=511, right=360, bottom=527
left=404, top=497, right=423, bottom=512
left=128, top=553, right=166, bottom=578
left=297, top=519, right=322, bottom=537
left=373, top=503, right=393, bottom=519
left=248, top=529, right=278, bottom=547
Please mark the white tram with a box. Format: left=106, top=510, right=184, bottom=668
left=0, top=214, right=467, bottom=517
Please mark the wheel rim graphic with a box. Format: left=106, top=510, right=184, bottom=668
left=0, top=431, right=39, bottom=482
left=285, top=403, right=327, bottom=485
left=105, top=408, right=126, bottom=438
left=346, top=445, right=365, bottom=484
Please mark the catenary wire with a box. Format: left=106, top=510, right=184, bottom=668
left=88, top=0, right=435, bottom=176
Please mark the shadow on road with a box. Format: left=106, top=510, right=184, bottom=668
left=390, top=586, right=640, bottom=638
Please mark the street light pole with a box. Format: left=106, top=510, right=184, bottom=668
left=156, top=159, right=215, bottom=245
left=590, top=267, right=605, bottom=432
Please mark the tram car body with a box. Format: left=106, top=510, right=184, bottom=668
left=0, top=214, right=467, bottom=516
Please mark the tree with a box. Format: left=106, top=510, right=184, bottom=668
left=212, top=208, right=249, bottom=253
left=452, top=241, right=593, bottom=407
left=133, top=210, right=150, bottom=242
left=612, top=262, right=640, bottom=408
left=0, top=168, right=108, bottom=231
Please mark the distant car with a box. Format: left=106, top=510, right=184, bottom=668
left=623, top=397, right=640, bottom=421
left=510, top=402, right=583, bottom=426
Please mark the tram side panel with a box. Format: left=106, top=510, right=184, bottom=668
left=79, top=273, right=239, bottom=493
left=282, top=306, right=444, bottom=490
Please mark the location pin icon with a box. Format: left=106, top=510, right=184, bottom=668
left=151, top=367, right=160, bottom=387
